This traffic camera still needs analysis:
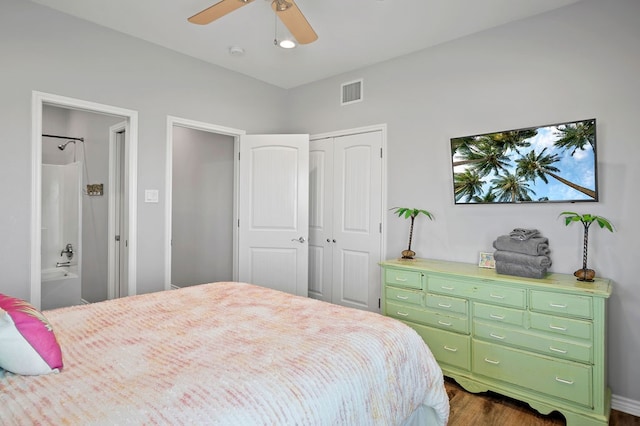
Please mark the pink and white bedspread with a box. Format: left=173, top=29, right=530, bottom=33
left=1, top=282, right=449, bottom=425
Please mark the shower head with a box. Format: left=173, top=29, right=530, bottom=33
left=58, top=140, right=76, bottom=151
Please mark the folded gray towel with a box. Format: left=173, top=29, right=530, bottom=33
left=509, top=228, right=540, bottom=241
left=495, top=261, right=547, bottom=279
left=493, top=250, right=552, bottom=268
left=493, top=235, right=550, bottom=256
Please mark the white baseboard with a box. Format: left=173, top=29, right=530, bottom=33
left=80, top=298, right=90, bottom=305
left=612, top=393, right=640, bottom=417
left=170, top=285, right=180, bottom=290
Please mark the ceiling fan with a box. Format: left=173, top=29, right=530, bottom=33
left=188, top=0, right=318, bottom=45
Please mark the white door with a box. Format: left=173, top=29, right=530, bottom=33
left=309, top=138, right=334, bottom=302
left=238, top=134, right=309, bottom=296
left=108, top=123, right=128, bottom=300
left=309, top=130, right=383, bottom=312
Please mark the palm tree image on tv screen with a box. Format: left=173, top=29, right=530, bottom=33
left=451, top=118, right=597, bottom=204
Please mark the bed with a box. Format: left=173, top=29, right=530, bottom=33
left=1, top=282, right=449, bottom=425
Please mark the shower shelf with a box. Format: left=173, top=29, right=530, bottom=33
left=86, top=183, right=103, bottom=196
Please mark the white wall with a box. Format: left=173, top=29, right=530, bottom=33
left=286, top=0, right=640, bottom=405
left=171, top=127, right=234, bottom=287
left=0, top=0, right=287, bottom=301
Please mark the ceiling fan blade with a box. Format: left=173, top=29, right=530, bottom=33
left=272, top=0, right=318, bottom=45
left=188, top=0, right=255, bottom=25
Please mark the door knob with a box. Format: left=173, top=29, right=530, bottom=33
left=291, top=237, right=306, bottom=243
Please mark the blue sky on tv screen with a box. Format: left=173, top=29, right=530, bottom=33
left=453, top=122, right=596, bottom=203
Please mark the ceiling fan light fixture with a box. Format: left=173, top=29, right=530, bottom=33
left=278, top=39, right=296, bottom=49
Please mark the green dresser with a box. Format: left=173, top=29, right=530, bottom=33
left=381, top=258, right=612, bottom=426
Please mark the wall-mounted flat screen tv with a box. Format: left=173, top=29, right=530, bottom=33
left=450, top=118, right=597, bottom=204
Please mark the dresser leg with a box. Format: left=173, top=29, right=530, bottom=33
left=562, top=410, right=610, bottom=426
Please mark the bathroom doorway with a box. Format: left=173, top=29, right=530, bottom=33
left=31, top=91, right=138, bottom=310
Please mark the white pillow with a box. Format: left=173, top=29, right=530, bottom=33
left=0, top=295, right=63, bottom=375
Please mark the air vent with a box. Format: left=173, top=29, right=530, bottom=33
left=341, top=79, right=363, bottom=105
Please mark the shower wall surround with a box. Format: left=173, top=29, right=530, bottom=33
left=41, top=163, right=82, bottom=309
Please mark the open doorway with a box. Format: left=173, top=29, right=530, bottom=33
left=164, top=116, right=244, bottom=290
left=31, top=91, right=138, bottom=310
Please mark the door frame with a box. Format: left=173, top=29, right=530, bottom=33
left=164, top=116, right=245, bottom=291
left=31, top=91, right=138, bottom=309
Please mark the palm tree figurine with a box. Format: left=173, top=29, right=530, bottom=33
left=391, top=207, right=434, bottom=259
left=559, top=211, right=614, bottom=281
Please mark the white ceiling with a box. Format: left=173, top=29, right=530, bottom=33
left=30, top=0, right=582, bottom=89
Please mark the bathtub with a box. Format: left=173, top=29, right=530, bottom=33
left=41, top=267, right=81, bottom=310
left=42, top=267, right=78, bottom=281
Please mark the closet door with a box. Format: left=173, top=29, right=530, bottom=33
left=308, top=138, right=333, bottom=302
left=331, top=131, right=382, bottom=311
left=308, top=131, right=382, bottom=312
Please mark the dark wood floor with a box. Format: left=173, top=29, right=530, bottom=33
left=445, top=377, right=640, bottom=426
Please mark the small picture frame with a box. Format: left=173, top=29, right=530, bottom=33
left=478, top=252, right=496, bottom=269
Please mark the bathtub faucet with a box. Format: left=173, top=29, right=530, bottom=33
left=56, top=261, right=71, bottom=268
left=60, top=243, right=74, bottom=260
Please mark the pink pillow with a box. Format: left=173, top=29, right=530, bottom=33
left=0, top=294, right=63, bottom=375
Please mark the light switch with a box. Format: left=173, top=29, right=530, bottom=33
left=144, top=189, right=159, bottom=203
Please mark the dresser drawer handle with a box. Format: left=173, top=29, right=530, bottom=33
left=396, top=311, right=409, bottom=317
left=489, top=314, right=505, bottom=320
left=395, top=277, right=408, bottom=282
left=438, top=320, right=453, bottom=327
left=549, top=324, right=567, bottom=331
left=484, top=358, right=500, bottom=365
left=443, top=346, right=458, bottom=352
left=396, top=295, right=409, bottom=300
left=555, top=376, right=574, bottom=385
left=489, top=333, right=505, bottom=340
left=490, top=294, right=505, bottom=299
left=549, top=303, right=567, bottom=309
left=549, top=346, right=568, bottom=354
left=440, top=286, right=455, bottom=291
left=437, top=303, right=452, bottom=308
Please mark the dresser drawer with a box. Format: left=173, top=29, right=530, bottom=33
left=385, top=268, right=423, bottom=289
left=427, top=276, right=476, bottom=296
left=529, top=312, right=593, bottom=340
left=386, top=286, right=423, bottom=306
left=473, top=284, right=526, bottom=309
left=410, top=322, right=471, bottom=371
left=473, top=340, right=592, bottom=407
left=474, top=321, right=593, bottom=364
left=473, top=302, right=526, bottom=327
left=426, top=293, right=468, bottom=315
left=530, top=290, right=593, bottom=319
left=386, top=301, right=469, bottom=333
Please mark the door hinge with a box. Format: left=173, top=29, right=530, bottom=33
left=380, top=148, right=383, bottom=158
left=238, top=219, right=240, bottom=228
left=378, top=298, right=381, bottom=309
left=379, top=222, right=382, bottom=233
